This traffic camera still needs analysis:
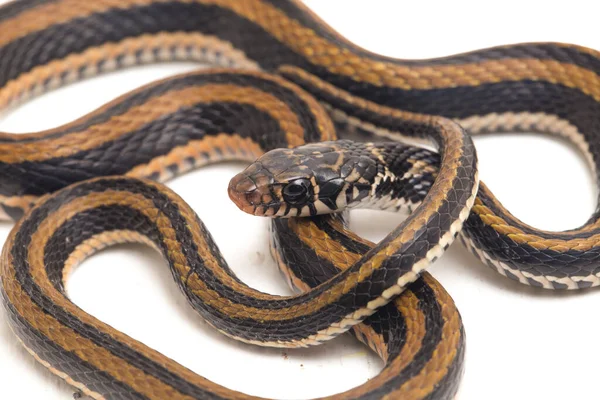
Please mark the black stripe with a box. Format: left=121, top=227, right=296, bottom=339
left=13, top=177, right=449, bottom=344
left=12, top=189, right=228, bottom=398
left=272, top=214, right=410, bottom=341
left=8, top=179, right=370, bottom=343
left=0, top=0, right=58, bottom=22
left=328, top=78, right=600, bottom=134
left=16, top=190, right=462, bottom=398
left=0, top=101, right=290, bottom=196
left=7, top=175, right=461, bottom=397
left=280, top=69, right=442, bottom=141
left=192, top=139, right=476, bottom=320
left=3, top=1, right=600, bottom=161
left=0, top=72, right=321, bottom=144
left=474, top=187, right=600, bottom=240
left=290, top=64, right=600, bottom=275
left=16, top=177, right=433, bottom=316
left=43, top=205, right=163, bottom=292
left=464, top=211, right=600, bottom=280
left=6, top=57, right=478, bottom=338
left=423, top=325, right=466, bottom=400
left=4, top=0, right=600, bottom=93
left=264, top=0, right=600, bottom=72
left=0, top=2, right=310, bottom=95
left=1, top=293, right=148, bottom=399
left=274, top=212, right=463, bottom=397
left=14, top=178, right=302, bottom=316
left=5, top=1, right=599, bottom=164
left=365, top=279, right=452, bottom=398
left=270, top=218, right=343, bottom=288
left=283, top=71, right=600, bottom=167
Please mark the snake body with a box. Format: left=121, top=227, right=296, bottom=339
left=0, top=0, right=599, bottom=398
left=2, top=67, right=474, bottom=398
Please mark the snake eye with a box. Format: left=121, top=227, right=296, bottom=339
left=282, top=179, right=312, bottom=205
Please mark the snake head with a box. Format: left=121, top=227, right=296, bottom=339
left=228, top=140, right=379, bottom=217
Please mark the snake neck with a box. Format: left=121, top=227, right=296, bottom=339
left=343, top=141, right=440, bottom=213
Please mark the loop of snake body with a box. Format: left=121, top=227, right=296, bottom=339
left=0, top=0, right=598, bottom=399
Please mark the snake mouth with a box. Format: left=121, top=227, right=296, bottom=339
left=228, top=173, right=279, bottom=216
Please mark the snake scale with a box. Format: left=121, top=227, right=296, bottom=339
left=0, top=0, right=599, bottom=399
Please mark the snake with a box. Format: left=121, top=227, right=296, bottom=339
left=0, top=0, right=600, bottom=398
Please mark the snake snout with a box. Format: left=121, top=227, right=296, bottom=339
left=228, top=174, right=257, bottom=212
left=228, top=172, right=278, bottom=216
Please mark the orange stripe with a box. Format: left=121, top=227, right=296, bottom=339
left=1, top=226, right=238, bottom=399
left=0, top=32, right=260, bottom=110
left=382, top=274, right=462, bottom=400
left=3, top=0, right=598, bottom=97
left=0, top=82, right=308, bottom=162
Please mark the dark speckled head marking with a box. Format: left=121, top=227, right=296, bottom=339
left=228, top=140, right=406, bottom=217
left=230, top=141, right=345, bottom=217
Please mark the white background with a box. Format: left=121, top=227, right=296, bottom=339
left=1, top=1, right=600, bottom=399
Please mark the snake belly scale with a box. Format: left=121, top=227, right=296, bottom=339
left=0, top=0, right=599, bottom=399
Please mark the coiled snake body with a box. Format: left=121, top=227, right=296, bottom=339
left=0, top=0, right=598, bottom=399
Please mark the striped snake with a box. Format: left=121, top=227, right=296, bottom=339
left=0, top=0, right=599, bottom=399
